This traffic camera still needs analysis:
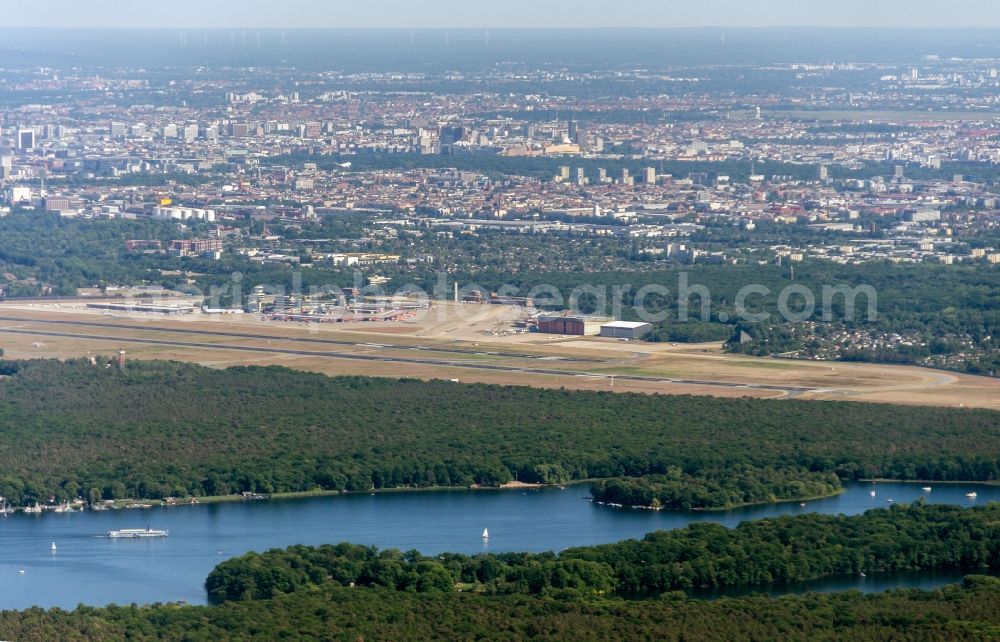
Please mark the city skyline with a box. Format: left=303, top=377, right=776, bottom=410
left=7, top=0, right=1000, bottom=29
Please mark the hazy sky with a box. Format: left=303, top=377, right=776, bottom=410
left=5, top=0, right=1000, bottom=29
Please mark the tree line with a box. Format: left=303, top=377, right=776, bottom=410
left=0, top=359, right=998, bottom=506
left=2, top=577, right=1000, bottom=641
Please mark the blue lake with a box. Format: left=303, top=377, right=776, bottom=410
left=0, top=480, right=997, bottom=610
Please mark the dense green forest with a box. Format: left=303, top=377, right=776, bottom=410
left=0, top=359, right=998, bottom=506
left=205, top=503, right=1000, bottom=600
left=206, top=542, right=615, bottom=600
left=3, top=573, right=1000, bottom=640
left=0, top=212, right=190, bottom=296
left=590, top=465, right=842, bottom=509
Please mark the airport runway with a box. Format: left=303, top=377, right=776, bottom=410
left=0, top=324, right=818, bottom=396
left=0, top=315, right=599, bottom=363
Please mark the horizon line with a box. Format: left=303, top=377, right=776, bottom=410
left=4, top=25, right=1000, bottom=31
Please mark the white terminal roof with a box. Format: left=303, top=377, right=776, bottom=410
left=601, top=321, right=651, bottom=329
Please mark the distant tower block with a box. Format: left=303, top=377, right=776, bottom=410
left=117, top=350, right=126, bottom=369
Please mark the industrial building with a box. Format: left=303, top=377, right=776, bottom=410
left=170, top=238, right=223, bottom=257
left=599, top=321, right=653, bottom=340
left=152, top=206, right=216, bottom=222
left=536, top=314, right=610, bottom=336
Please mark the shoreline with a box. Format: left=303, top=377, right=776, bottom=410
left=861, top=478, right=1000, bottom=487
left=16, top=477, right=999, bottom=514
left=177, top=480, right=581, bottom=506
left=698, top=488, right=847, bottom=512
left=18, top=482, right=580, bottom=514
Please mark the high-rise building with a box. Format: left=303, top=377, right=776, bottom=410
left=0, top=155, right=11, bottom=180
left=439, top=125, right=466, bottom=146
left=296, top=122, right=321, bottom=139
left=558, top=165, right=571, bottom=181
left=643, top=167, right=657, bottom=185
left=181, top=123, right=199, bottom=142
left=572, top=122, right=588, bottom=150
left=16, top=129, right=35, bottom=150
left=568, top=120, right=579, bottom=141
left=110, top=122, right=127, bottom=138
left=818, top=165, right=829, bottom=181
left=438, top=125, right=466, bottom=154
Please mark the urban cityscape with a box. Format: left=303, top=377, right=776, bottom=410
left=0, top=4, right=999, bottom=640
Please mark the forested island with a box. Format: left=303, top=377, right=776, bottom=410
left=589, top=466, right=843, bottom=510
left=205, top=503, right=1000, bottom=599
left=0, top=358, right=998, bottom=508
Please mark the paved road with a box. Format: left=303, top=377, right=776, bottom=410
left=0, top=324, right=819, bottom=395
left=0, top=315, right=599, bottom=363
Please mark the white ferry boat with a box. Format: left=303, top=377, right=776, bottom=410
left=107, top=527, right=169, bottom=539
